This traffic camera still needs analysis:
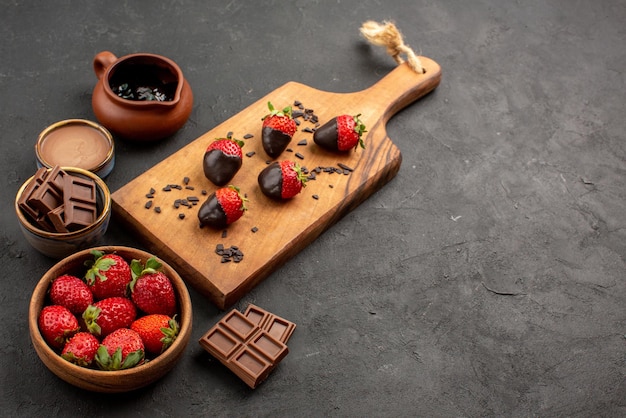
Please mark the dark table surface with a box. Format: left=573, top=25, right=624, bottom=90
left=2, top=1, right=625, bottom=416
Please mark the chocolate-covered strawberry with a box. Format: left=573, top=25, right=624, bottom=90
left=261, top=102, right=297, bottom=158
left=313, top=114, right=366, bottom=152
left=258, top=160, right=307, bottom=200
left=198, top=185, right=247, bottom=229
left=203, top=137, right=244, bottom=186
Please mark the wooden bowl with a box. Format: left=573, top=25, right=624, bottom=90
left=28, top=246, right=193, bottom=393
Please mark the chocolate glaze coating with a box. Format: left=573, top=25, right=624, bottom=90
left=312, top=118, right=340, bottom=152
left=262, top=126, right=291, bottom=158
left=203, top=149, right=242, bottom=186
left=257, top=162, right=284, bottom=200
left=197, top=192, right=228, bottom=229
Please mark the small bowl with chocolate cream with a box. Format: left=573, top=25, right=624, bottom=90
left=15, top=166, right=111, bottom=258
left=35, top=119, right=115, bottom=178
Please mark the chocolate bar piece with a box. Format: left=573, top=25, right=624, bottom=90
left=18, top=166, right=99, bottom=233
left=62, top=174, right=97, bottom=230
left=18, top=167, right=50, bottom=226
left=199, top=305, right=295, bottom=389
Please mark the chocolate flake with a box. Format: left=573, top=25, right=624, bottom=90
left=251, top=226, right=258, bottom=233
left=337, top=162, right=354, bottom=172
left=155, top=206, right=161, bottom=213
left=312, top=194, right=319, bottom=200
left=221, top=230, right=228, bottom=238
left=145, top=201, right=153, bottom=209
left=243, top=133, right=254, bottom=139
left=178, top=213, right=185, bottom=219
left=185, top=185, right=195, bottom=190
left=295, top=152, right=305, bottom=160
left=297, top=139, right=307, bottom=146
left=163, top=185, right=171, bottom=192
left=302, top=127, right=314, bottom=133
left=246, top=151, right=256, bottom=158
left=183, top=177, right=190, bottom=185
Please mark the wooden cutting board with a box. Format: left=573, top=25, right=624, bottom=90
left=111, top=57, right=441, bottom=309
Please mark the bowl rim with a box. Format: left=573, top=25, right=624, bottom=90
left=28, top=246, right=193, bottom=389
left=15, top=166, right=111, bottom=238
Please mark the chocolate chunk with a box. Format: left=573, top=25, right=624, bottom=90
left=155, top=207, right=161, bottom=213
left=145, top=201, right=153, bottom=209
left=251, top=226, right=258, bottom=233
left=337, top=162, right=354, bottom=172
left=178, top=213, right=185, bottom=219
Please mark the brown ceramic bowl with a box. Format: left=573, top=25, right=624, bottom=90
left=15, top=166, right=112, bottom=259
left=28, top=246, right=193, bottom=393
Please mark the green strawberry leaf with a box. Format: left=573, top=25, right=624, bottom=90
left=120, top=349, right=145, bottom=370
left=82, top=305, right=102, bottom=336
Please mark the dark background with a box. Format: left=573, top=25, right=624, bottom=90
left=2, top=1, right=625, bottom=416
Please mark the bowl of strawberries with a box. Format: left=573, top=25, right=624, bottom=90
left=28, top=246, right=193, bottom=393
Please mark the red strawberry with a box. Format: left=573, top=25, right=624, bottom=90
left=203, top=136, right=245, bottom=186
left=130, top=314, right=179, bottom=355
left=313, top=114, right=366, bottom=152
left=61, top=332, right=100, bottom=367
left=49, top=274, right=94, bottom=315
left=95, top=328, right=145, bottom=370
left=197, top=185, right=247, bottom=229
left=129, top=257, right=177, bottom=316
left=261, top=102, right=297, bottom=158
left=84, top=250, right=132, bottom=300
left=258, top=160, right=307, bottom=200
left=38, top=305, right=80, bottom=350
left=82, top=296, right=137, bottom=337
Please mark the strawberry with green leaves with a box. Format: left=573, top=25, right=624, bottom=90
left=197, top=185, right=247, bottom=229
left=131, top=314, right=179, bottom=355
left=95, top=328, right=145, bottom=370
left=61, top=332, right=100, bottom=367
left=84, top=250, right=132, bottom=300
left=261, top=102, right=297, bottom=158
left=203, top=136, right=245, bottom=186
left=38, top=305, right=81, bottom=350
left=129, top=257, right=177, bottom=316
left=313, top=114, right=367, bottom=152
left=83, top=296, right=137, bottom=338
left=49, top=274, right=93, bottom=315
left=258, top=160, right=307, bottom=200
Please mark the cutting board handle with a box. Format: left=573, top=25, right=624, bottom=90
left=357, top=56, right=442, bottom=123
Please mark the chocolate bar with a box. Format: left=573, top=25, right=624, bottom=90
left=199, top=304, right=296, bottom=388
left=18, top=166, right=99, bottom=233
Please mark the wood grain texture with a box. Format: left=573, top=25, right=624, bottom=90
left=111, top=58, right=441, bottom=309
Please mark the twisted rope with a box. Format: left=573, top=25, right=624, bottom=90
left=360, top=20, right=425, bottom=74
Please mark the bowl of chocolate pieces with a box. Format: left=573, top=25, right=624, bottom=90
left=15, top=165, right=111, bottom=258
